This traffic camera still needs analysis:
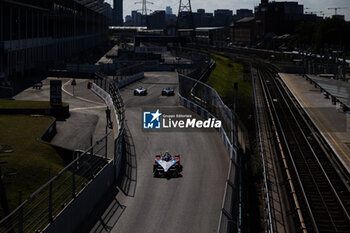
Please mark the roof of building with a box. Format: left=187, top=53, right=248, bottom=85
left=196, top=27, right=225, bottom=31
left=76, top=0, right=108, bottom=14
left=236, top=17, right=255, bottom=23
left=306, top=74, right=350, bottom=107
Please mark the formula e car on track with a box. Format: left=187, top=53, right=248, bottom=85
left=134, top=87, right=147, bottom=96
left=161, top=87, right=175, bottom=96
left=153, top=151, right=183, bottom=177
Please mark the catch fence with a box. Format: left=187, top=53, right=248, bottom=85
left=177, top=47, right=241, bottom=233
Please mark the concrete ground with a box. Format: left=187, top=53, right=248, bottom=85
left=14, top=77, right=115, bottom=157
left=279, top=73, right=350, bottom=172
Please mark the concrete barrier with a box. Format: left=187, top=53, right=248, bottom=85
left=116, top=72, right=144, bottom=89
left=44, top=162, right=115, bottom=233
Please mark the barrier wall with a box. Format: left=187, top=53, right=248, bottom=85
left=44, top=162, right=115, bottom=233
left=116, top=72, right=144, bottom=89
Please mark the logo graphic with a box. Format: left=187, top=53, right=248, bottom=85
left=143, top=109, right=162, bottom=129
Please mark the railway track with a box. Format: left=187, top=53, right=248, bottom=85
left=257, top=67, right=350, bottom=233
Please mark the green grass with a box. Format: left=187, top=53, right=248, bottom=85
left=207, top=54, right=253, bottom=121
left=0, top=100, right=68, bottom=109
left=0, top=115, right=66, bottom=217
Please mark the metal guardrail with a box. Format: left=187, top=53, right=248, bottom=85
left=0, top=133, right=111, bottom=233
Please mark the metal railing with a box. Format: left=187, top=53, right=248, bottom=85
left=0, top=133, right=111, bottom=233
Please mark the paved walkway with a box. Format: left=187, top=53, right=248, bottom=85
left=279, top=73, right=350, bottom=172
left=14, top=77, right=115, bottom=159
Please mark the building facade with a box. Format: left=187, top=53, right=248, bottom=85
left=113, top=0, right=123, bottom=26
left=132, top=10, right=142, bottom=26
left=214, top=9, right=233, bottom=27
left=255, top=0, right=304, bottom=38
left=166, top=6, right=172, bottom=15
left=147, top=11, right=166, bottom=29
left=231, top=17, right=256, bottom=45
left=0, top=0, right=109, bottom=80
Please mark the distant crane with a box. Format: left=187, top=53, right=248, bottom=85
left=328, top=7, right=348, bottom=15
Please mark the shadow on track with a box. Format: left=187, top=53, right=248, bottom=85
left=79, top=124, right=137, bottom=233
left=118, top=123, right=137, bottom=197
left=79, top=187, right=126, bottom=233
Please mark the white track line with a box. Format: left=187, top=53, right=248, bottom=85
left=62, top=79, right=105, bottom=105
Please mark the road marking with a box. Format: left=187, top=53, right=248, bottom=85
left=282, top=74, right=350, bottom=163
left=62, top=79, right=103, bottom=105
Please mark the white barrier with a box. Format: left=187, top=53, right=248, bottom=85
left=90, top=83, right=120, bottom=139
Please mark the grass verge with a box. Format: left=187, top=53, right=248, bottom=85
left=0, top=115, right=65, bottom=217
left=207, top=53, right=253, bottom=122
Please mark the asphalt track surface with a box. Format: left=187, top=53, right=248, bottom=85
left=90, top=72, right=229, bottom=233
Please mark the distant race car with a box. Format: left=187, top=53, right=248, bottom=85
left=161, top=87, right=175, bottom=96
left=134, top=87, right=147, bottom=96
left=153, top=151, right=183, bottom=177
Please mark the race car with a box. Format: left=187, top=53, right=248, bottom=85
left=161, top=87, right=175, bottom=96
left=134, top=87, right=147, bottom=96
left=153, top=151, right=183, bottom=177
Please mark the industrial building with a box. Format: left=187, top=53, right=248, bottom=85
left=0, top=0, right=111, bottom=82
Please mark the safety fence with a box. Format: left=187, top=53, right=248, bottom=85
left=178, top=75, right=240, bottom=233
left=176, top=47, right=240, bottom=233
left=0, top=133, right=111, bottom=233
left=93, top=71, right=126, bottom=180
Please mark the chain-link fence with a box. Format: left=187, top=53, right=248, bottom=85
left=0, top=133, right=111, bottom=233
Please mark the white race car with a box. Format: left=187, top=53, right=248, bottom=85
left=153, top=151, right=183, bottom=177
left=134, top=87, right=147, bottom=96
left=161, top=87, right=175, bottom=96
